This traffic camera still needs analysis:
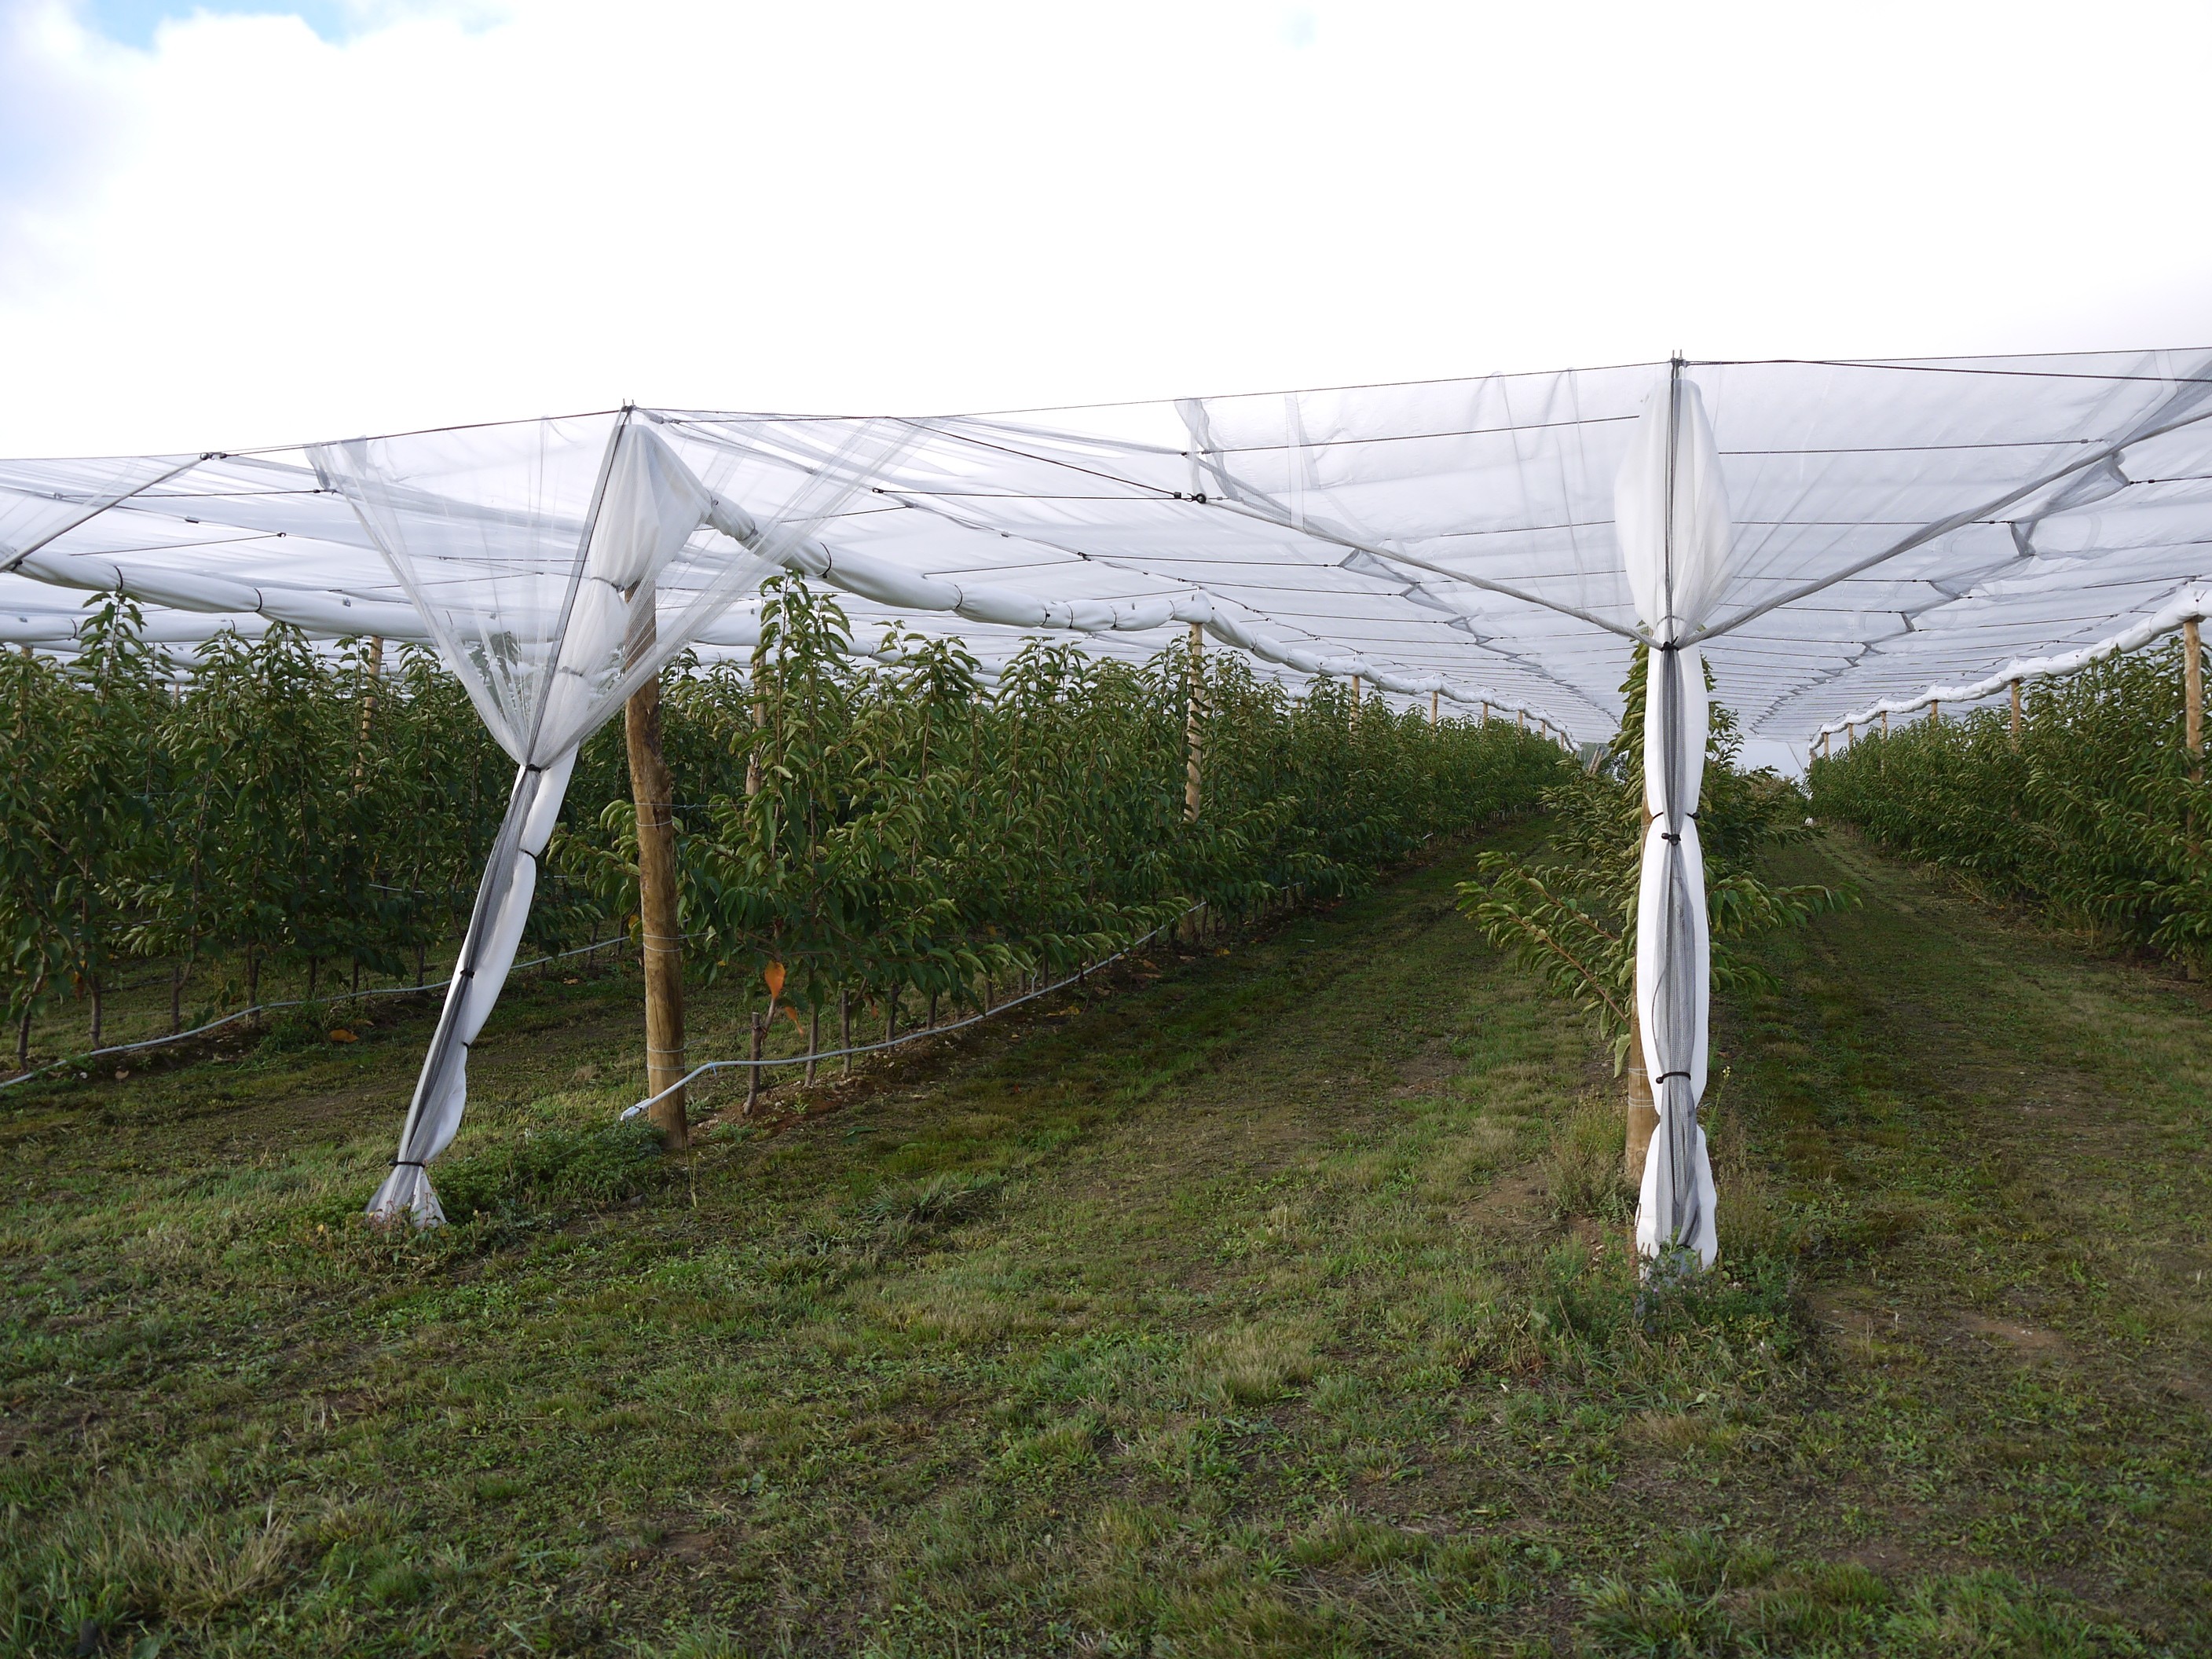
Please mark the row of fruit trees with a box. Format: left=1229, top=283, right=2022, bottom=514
left=0, top=581, right=1569, bottom=1066
left=1810, top=635, right=2212, bottom=965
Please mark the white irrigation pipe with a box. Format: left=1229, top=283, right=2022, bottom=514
left=0, top=931, right=645, bottom=1089
left=1813, top=588, right=2212, bottom=741
left=620, top=904, right=1206, bottom=1122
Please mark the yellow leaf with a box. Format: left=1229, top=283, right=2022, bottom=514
left=763, top=961, right=787, bottom=999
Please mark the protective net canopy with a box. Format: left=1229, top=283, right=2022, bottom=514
left=8, top=349, right=2210, bottom=1240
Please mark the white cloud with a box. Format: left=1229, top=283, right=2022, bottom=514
left=3, top=0, right=2211, bottom=453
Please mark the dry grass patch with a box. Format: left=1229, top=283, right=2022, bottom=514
left=1186, top=1322, right=1319, bottom=1407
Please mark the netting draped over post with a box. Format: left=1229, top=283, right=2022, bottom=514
left=1617, top=371, right=1727, bottom=1269
left=310, top=414, right=897, bottom=1224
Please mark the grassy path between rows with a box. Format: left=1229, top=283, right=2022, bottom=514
left=2, top=829, right=2207, bottom=1657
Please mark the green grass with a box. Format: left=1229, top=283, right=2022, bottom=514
left=2, top=827, right=2207, bottom=1656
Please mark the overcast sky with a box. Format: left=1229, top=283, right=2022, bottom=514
left=5, top=0, right=2210, bottom=456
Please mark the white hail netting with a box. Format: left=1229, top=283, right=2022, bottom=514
left=1619, top=378, right=1725, bottom=1267
left=6, top=352, right=2212, bottom=1240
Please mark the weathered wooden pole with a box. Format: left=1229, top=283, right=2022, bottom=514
left=1430, top=689, right=1439, bottom=726
left=625, top=668, right=687, bottom=1148
left=2185, top=617, right=2203, bottom=784
left=1624, top=808, right=1658, bottom=1184
left=1481, top=699, right=1489, bottom=725
left=2009, top=678, right=2023, bottom=747
left=1517, top=708, right=1525, bottom=732
left=1881, top=708, right=1889, bottom=736
left=1928, top=699, right=1940, bottom=724
left=1350, top=673, right=1362, bottom=712
left=1184, top=621, right=1203, bottom=822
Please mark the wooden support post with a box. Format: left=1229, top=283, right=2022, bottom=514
left=1928, top=700, right=1939, bottom=724
left=1821, top=731, right=1829, bottom=760
left=1624, top=808, right=1658, bottom=1183
left=1430, top=689, right=1439, bottom=726
left=625, top=668, right=687, bottom=1148
left=2186, top=617, right=2203, bottom=783
left=1517, top=708, right=1525, bottom=731
left=1185, top=621, right=1203, bottom=822
left=2009, top=678, right=2023, bottom=747
left=1881, top=709, right=1889, bottom=736
left=1480, top=699, right=1489, bottom=724
left=1350, top=673, right=1362, bottom=712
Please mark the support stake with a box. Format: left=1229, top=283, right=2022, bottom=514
left=626, top=668, right=687, bottom=1148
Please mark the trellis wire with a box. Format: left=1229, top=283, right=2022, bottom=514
left=620, top=903, right=1206, bottom=1122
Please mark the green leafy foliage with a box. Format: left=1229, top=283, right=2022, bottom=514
left=1, top=580, right=1568, bottom=1065
left=1455, top=645, right=1849, bottom=1064
left=551, top=576, right=1572, bottom=1023
left=1811, top=635, right=2212, bottom=965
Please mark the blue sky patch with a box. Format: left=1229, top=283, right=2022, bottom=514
left=80, top=1, right=356, bottom=47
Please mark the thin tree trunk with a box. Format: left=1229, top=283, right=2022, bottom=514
left=745, top=1010, right=764, bottom=1115
left=840, top=989, right=852, bottom=1076
left=170, top=958, right=184, bottom=1035
left=805, top=1005, right=820, bottom=1086
left=90, top=975, right=102, bottom=1050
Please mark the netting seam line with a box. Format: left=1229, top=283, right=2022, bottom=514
left=1809, top=584, right=2212, bottom=738
left=621, top=905, right=1205, bottom=1120
left=1751, top=548, right=2212, bottom=733
left=0, top=456, right=205, bottom=575
left=1685, top=399, right=2212, bottom=650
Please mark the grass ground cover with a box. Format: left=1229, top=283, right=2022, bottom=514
left=2, top=827, right=2207, bottom=1656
